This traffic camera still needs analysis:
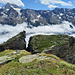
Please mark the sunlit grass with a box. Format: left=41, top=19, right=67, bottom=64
left=0, top=56, right=75, bottom=75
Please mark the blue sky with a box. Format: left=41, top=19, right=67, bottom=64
left=0, top=0, right=75, bottom=10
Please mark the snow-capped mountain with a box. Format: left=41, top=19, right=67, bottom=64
left=2, top=3, right=21, bottom=10
left=0, top=3, right=75, bottom=26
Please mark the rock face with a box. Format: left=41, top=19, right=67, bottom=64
left=0, top=31, right=26, bottom=51
left=27, top=35, right=75, bottom=64
left=0, top=3, right=75, bottom=26
left=66, top=37, right=75, bottom=64
left=47, top=37, right=75, bottom=64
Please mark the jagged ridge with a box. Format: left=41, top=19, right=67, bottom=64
left=0, top=3, right=75, bottom=26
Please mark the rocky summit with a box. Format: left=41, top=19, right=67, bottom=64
left=0, top=31, right=26, bottom=51
left=0, top=3, right=75, bottom=26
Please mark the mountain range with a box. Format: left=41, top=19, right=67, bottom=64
left=0, top=3, right=75, bottom=26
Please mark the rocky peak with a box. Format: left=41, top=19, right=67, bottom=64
left=2, top=3, right=22, bottom=11
left=2, top=3, right=11, bottom=10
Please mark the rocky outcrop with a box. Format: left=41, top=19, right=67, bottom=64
left=46, top=37, right=75, bottom=64
left=19, top=54, right=52, bottom=63
left=0, top=31, right=26, bottom=51
left=0, top=56, right=14, bottom=65
left=27, top=35, right=75, bottom=64
left=27, top=35, right=70, bottom=53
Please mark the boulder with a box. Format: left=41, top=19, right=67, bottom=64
left=19, top=54, right=51, bottom=63
left=0, top=56, right=14, bottom=65
left=0, top=31, right=26, bottom=52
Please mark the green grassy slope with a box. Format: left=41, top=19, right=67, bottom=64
left=0, top=50, right=75, bottom=75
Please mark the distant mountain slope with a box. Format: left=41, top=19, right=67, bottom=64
left=0, top=3, right=75, bottom=26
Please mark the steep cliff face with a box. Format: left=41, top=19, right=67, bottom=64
left=0, top=31, right=26, bottom=51
left=27, top=35, right=75, bottom=64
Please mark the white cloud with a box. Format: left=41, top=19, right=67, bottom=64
left=39, top=0, right=73, bottom=9
left=0, top=21, right=75, bottom=47
left=0, top=0, right=25, bottom=7
left=0, top=7, right=1, bottom=8
left=48, top=4, right=58, bottom=9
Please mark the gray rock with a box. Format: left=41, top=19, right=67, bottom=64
left=0, top=56, right=14, bottom=65
left=19, top=54, right=51, bottom=63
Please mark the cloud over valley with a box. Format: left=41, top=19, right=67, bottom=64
left=0, top=21, right=75, bottom=46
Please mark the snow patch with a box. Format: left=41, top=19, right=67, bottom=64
left=66, top=14, right=69, bottom=17
left=31, top=19, right=39, bottom=23
left=11, top=5, right=22, bottom=15
left=47, top=11, right=49, bottom=13
left=13, top=8, right=21, bottom=15
left=59, top=17, right=61, bottom=19
left=60, top=13, right=63, bottom=16
left=37, top=15, right=41, bottom=18
left=6, top=9, right=9, bottom=11
left=70, top=16, right=73, bottom=18
left=44, top=12, right=47, bottom=14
